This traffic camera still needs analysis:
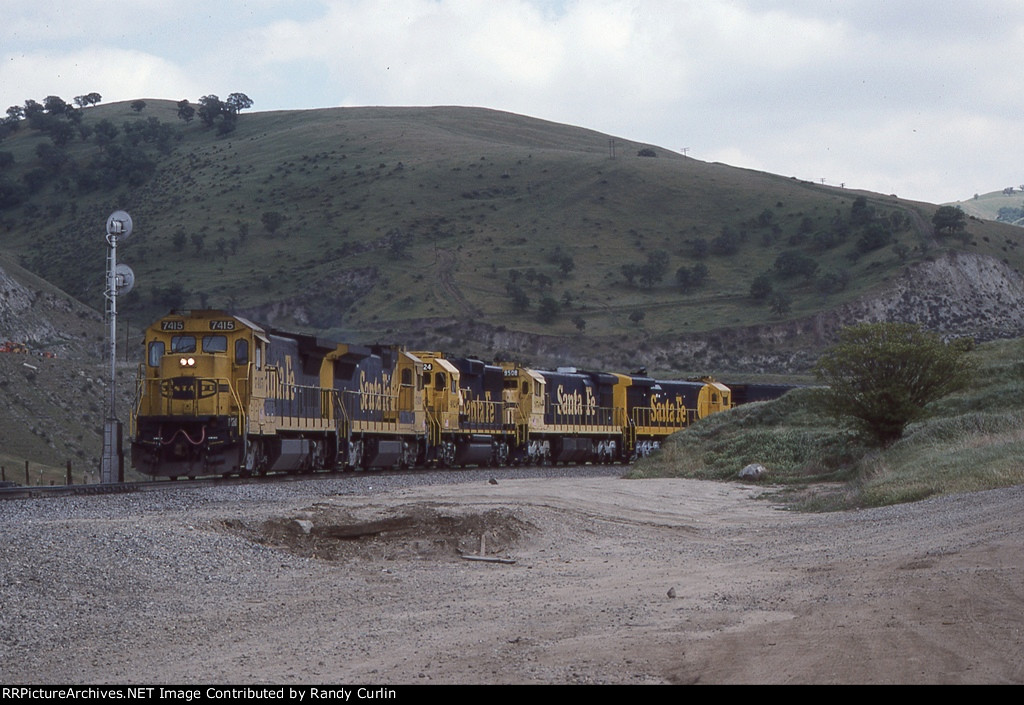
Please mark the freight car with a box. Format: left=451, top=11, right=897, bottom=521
left=130, top=310, right=733, bottom=478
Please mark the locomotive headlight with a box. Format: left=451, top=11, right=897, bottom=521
left=179, top=357, right=196, bottom=367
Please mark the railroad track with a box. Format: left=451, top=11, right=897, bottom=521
left=0, top=462, right=590, bottom=500
left=0, top=468, right=391, bottom=500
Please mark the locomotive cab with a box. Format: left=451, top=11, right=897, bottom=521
left=132, top=311, right=255, bottom=477
left=696, top=378, right=732, bottom=418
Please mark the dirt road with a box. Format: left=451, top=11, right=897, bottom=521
left=2, top=476, right=1022, bottom=684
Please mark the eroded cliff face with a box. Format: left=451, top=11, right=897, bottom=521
left=834, top=251, right=1024, bottom=338
left=0, top=261, right=103, bottom=357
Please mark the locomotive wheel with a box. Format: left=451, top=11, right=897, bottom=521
left=243, top=439, right=269, bottom=476
left=437, top=442, right=456, bottom=468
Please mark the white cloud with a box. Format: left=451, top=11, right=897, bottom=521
left=1, top=0, right=1023, bottom=202
left=0, top=49, right=201, bottom=108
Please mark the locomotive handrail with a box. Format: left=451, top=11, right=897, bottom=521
left=630, top=405, right=699, bottom=432
left=233, top=362, right=252, bottom=427
left=331, top=389, right=350, bottom=438
left=336, top=388, right=407, bottom=433
left=544, top=401, right=622, bottom=433
left=130, top=363, right=146, bottom=438
left=270, top=381, right=334, bottom=430
left=425, top=409, right=443, bottom=447
left=504, top=402, right=529, bottom=445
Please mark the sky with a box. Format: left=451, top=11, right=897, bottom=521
left=2, top=0, right=1022, bottom=204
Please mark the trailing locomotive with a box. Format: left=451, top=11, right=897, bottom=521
left=130, top=310, right=734, bottom=478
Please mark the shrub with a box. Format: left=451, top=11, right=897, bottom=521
left=814, top=322, right=974, bottom=446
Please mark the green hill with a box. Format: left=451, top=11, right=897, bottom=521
left=948, top=188, right=1024, bottom=226
left=2, top=99, right=1024, bottom=375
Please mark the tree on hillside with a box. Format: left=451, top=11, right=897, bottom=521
left=261, top=211, right=284, bottom=236
left=814, top=322, right=974, bottom=446
left=197, top=95, right=224, bottom=127
left=710, top=225, right=742, bottom=256
left=225, top=93, right=254, bottom=114
left=73, top=93, right=102, bottom=108
left=850, top=195, right=874, bottom=226
left=192, top=92, right=253, bottom=134
left=505, top=281, right=530, bottom=309
left=176, top=100, right=195, bottom=123
left=676, top=263, right=708, bottom=293
left=22, top=100, right=46, bottom=129
left=932, top=205, right=966, bottom=236
left=43, top=95, right=70, bottom=116
left=47, top=120, right=76, bottom=147
left=773, top=250, right=818, bottom=280
left=749, top=272, right=773, bottom=301
left=638, top=250, right=669, bottom=287
left=537, top=296, right=560, bottom=324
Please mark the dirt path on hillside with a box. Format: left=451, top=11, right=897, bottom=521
left=3, top=477, right=1022, bottom=684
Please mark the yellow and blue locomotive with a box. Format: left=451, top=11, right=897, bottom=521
left=131, top=310, right=426, bottom=478
left=131, top=309, right=734, bottom=477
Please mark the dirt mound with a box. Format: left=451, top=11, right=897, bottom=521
left=227, top=502, right=536, bottom=562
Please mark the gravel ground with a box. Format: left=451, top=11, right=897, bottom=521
left=1, top=467, right=1022, bottom=684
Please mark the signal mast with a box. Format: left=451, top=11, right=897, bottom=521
left=100, top=210, right=135, bottom=484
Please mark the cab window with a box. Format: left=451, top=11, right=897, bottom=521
left=148, top=341, right=165, bottom=367
left=435, top=373, right=446, bottom=391
left=171, top=335, right=196, bottom=353
left=203, top=335, right=227, bottom=353
left=235, top=339, right=249, bottom=365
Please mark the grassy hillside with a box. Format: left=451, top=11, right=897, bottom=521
left=3, top=99, right=1023, bottom=370
left=630, top=335, right=1024, bottom=509
left=949, top=188, right=1024, bottom=226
